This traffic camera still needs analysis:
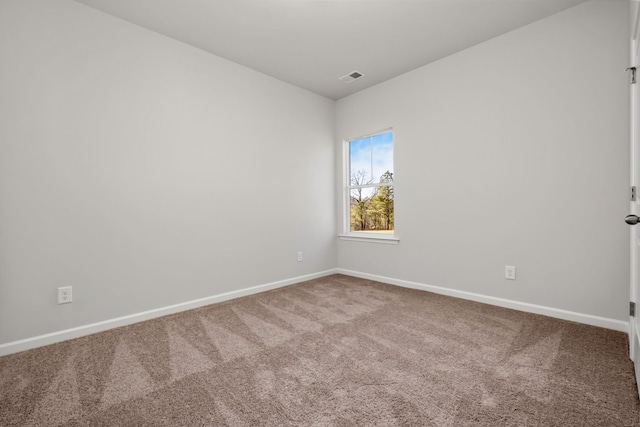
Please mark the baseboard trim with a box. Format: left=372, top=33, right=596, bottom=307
left=336, top=269, right=628, bottom=333
left=0, top=269, right=338, bottom=357
left=2, top=268, right=627, bottom=357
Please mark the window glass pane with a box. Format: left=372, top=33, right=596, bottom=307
left=371, top=132, right=394, bottom=184
left=349, top=132, right=393, bottom=185
left=349, top=186, right=394, bottom=233
left=349, top=136, right=373, bottom=185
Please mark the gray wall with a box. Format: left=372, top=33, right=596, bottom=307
left=0, top=0, right=631, bottom=348
left=0, top=0, right=336, bottom=344
left=336, top=0, right=630, bottom=321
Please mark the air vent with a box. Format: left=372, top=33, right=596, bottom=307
left=339, top=70, right=365, bottom=83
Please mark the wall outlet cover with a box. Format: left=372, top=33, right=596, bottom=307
left=58, top=286, right=72, bottom=304
left=505, top=266, right=516, bottom=280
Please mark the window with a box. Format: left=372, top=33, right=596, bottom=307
left=343, top=130, right=396, bottom=242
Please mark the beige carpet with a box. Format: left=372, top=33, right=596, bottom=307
left=1, top=274, right=638, bottom=426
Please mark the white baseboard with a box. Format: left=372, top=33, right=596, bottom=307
left=1, top=268, right=628, bottom=357
left=336, top=269, right=629, bottom=333
left=0, top=269, right=338, bottom=357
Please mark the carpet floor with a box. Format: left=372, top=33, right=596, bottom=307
left=1, top=274, right=639, bottom=426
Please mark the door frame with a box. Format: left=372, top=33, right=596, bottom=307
left=629, top=0, right=640, bottom=394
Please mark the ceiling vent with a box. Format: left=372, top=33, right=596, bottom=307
left=339, top=71, right=364, bottom=83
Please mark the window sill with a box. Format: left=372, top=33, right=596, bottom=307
left=338, top=234, right=400, bottom=245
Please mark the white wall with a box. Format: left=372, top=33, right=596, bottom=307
left=0, top=0, right=630, bottom=350
left=336, top=0, right=630, bottom=322
left=0, top=0, right=336, bottom=345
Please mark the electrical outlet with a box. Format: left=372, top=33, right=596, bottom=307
left=505, top=266, right=516, bottom=280
left=58, top=286, right=72, bottom=304
left=297, top=251, right=304, bottom=262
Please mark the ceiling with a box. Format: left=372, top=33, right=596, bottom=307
left=73, top=0, right=589, bottom=100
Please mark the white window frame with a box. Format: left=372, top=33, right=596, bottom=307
left=339, top=128, right=399, bottom=244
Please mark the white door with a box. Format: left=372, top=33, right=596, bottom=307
left=628, top=0, right=640, bottom=397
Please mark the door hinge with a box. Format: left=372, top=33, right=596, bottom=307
left=627, top=67, right=637, bottom=84
left=631, top=301, right=636, bottom=317
left=632, top=186, right=637, bottom=201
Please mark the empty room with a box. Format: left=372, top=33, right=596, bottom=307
left=1, top=0, right=640, bottom=425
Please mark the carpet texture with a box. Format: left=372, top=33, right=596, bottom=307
left=1, top=274, right=638, bottom=426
